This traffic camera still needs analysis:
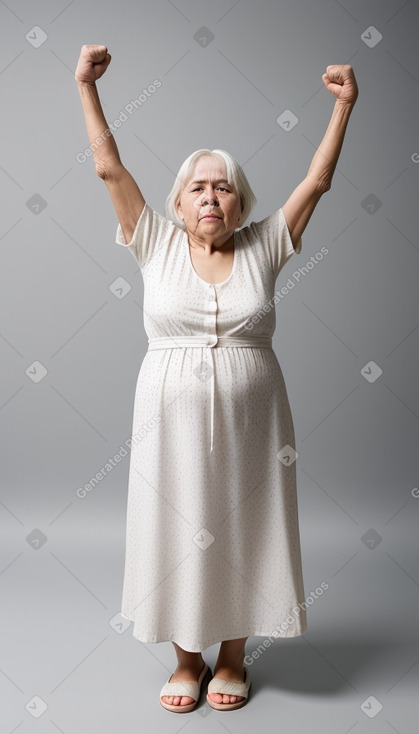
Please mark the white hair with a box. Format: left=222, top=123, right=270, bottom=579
left=165, top=148, right=257, bottom=230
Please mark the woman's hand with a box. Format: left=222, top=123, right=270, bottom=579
left=322, top=64, right=358, bottom=106
left=75, top=44, right=112, bottom=85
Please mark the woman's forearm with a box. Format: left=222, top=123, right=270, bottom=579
left=76, top=81, right=121, bottom=175
left=306, top=100, right=354, bottom=192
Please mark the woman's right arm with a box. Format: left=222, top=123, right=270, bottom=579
left=75, top=45, right=145, bottom=244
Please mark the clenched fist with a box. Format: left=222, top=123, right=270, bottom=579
left=75, top=44, right=112, bottom=85
left=322, top=64, right=358, bottom=106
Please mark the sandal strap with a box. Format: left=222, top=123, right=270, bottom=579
left=207, top=666, right=250, bottom=697
left=160, top=680, right=200, bottom=699
left=160, top=663, right=208, bottom=700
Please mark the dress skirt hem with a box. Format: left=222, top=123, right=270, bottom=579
left=119, top=610, right=307, bottom=652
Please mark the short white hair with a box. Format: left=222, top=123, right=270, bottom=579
left=165, top=148, right=257, bottom=230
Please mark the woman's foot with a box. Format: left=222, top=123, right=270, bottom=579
left=207, top=638, right=248, bottom=706
left=207, top=661, right=247, bottom=705
left=161, top=659, right=206, bottom=708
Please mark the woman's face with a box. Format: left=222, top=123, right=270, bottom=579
left=176, top=155, right=242, bottom=244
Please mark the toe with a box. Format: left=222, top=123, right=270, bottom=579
left=223, top=694, right=237, bottom=704
left=227, top=695, right=243, bottom=704
left=208, top=692, right=243, bottom=705
left=181, top=696, right=194, bottom=705
left=208, top=692, right=222, bottom=703
left=161, top=694, right=195, bottom=707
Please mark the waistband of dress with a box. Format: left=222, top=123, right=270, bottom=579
left=147, top=335, right=273, bottom=350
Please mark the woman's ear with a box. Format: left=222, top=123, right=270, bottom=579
left=176, top=198, right=184, bottom=220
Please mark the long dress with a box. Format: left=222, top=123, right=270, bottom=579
left=115, top=201, right=307, bottom=652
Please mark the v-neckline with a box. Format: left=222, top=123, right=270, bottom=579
left=184, top=230, right=239, bottom=286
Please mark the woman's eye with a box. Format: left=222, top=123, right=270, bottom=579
left=191, top=186, right=230, bottom=192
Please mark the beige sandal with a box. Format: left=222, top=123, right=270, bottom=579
left=160, top=662, right=211, bottom=713
left=207, top=665, right=251, bottom=710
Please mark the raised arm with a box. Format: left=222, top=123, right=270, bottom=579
left=281, top=64, right=359, bottom=249
left=75, top=45, right=145, bottom=244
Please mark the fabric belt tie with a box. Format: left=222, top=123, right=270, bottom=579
left=147, top=335, right=273, bottom=453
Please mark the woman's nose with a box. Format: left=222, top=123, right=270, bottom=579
left=202, top=193, right=219, bottom=206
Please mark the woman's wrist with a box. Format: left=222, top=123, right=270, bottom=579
left=75, top=78, right=97, bottom=88
left=334, top=97, right=357, bottom=112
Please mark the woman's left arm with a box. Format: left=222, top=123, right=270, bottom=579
left=281, top=64, right=359, bottom=248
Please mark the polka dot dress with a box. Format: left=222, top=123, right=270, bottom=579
left=115, top=202, right=307, bottom=652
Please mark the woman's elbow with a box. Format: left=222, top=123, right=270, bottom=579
left=317, top=175, right=332, bottom=194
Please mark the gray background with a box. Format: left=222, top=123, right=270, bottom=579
left=1, top=0, right=418, bottom=731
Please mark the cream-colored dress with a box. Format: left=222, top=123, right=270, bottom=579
left=115, top=202, right=307, bottom=652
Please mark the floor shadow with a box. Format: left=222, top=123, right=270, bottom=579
left=206, top=634, right=416, bottom=697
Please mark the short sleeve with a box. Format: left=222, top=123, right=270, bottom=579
left=115, top=202, right=180, bottom=269
left=246, top=207, right=302, bottom=281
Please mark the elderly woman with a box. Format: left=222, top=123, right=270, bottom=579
left=75, top=45, right=358, bottom=713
